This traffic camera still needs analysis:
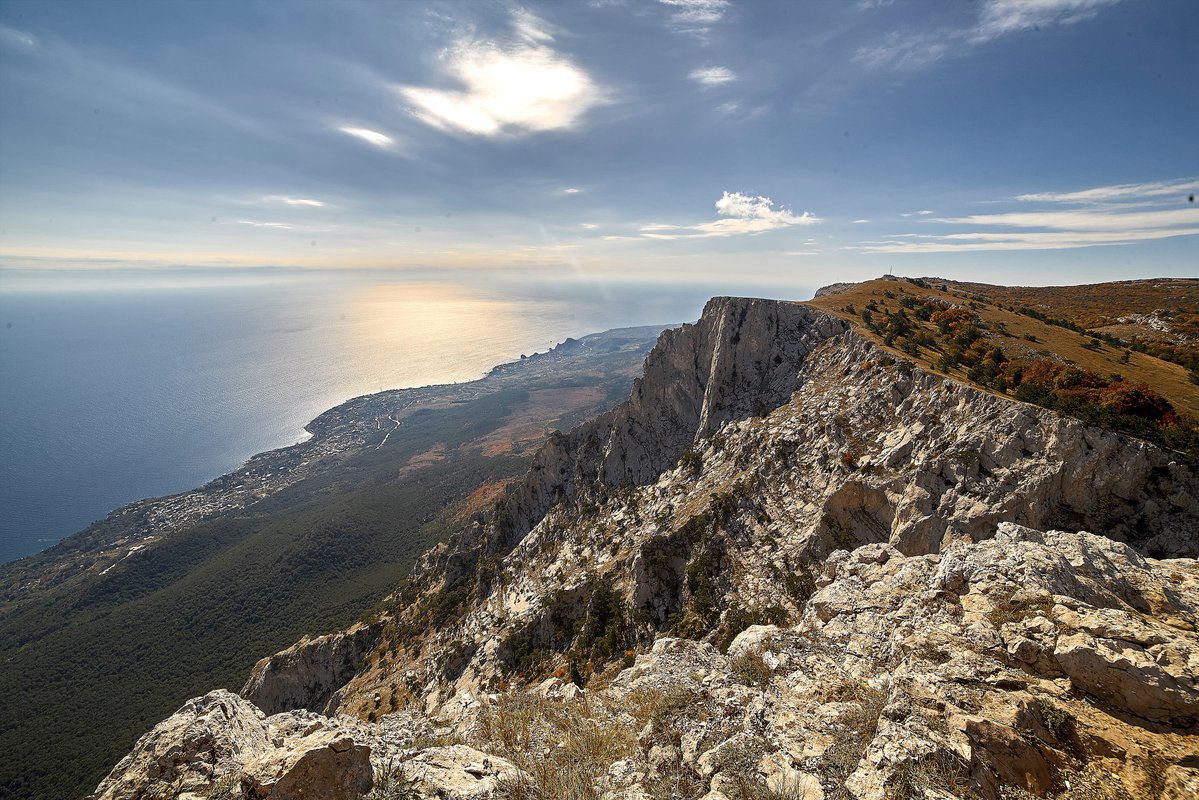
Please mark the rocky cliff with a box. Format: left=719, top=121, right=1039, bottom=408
left=90, top=296, right=1199, bottom=800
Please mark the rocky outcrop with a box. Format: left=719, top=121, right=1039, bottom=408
left=241, top=623, right=384, bottom=715
left=89, top=689, right=520, bottom=800
left=424, top=298, right=849, bottom=570
left=94, top=526, right=1199, bottom=799
left=328, top=308, right=1194, bottom=723
left=88, top=691, right=375, bottom=800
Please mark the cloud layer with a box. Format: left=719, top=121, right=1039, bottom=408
left=858, top=179, right=1199, bottom=253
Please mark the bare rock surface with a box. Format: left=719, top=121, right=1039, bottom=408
left=93, top=526, right=1198, bottom=800
left=241, top=622, right=384, bottom=716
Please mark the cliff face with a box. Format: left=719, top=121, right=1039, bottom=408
left=91, top=297, right=1199, bottom=800
left=241, top=623, right=384, bottom=716
left=482, top=298, right=850, bottom=544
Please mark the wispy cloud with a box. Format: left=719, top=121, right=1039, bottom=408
left=0, top=25, right=38, bottom=49
left=236, top=220, right=294, bottom=229
left=976, top=0, right=1120, bottom=38
left=640, top=191, right=820, bottom=240
left=857, top=178, right=1199, bottom=253
left=1015, top=178, right=1199, bottom=204
left=398, top=9, right=604, bottom=137
left=856, top=0, right=1124, bottom=70
left=264, top=196, right=326, bottom=207
left=339, top=126, right=396, bottom=148
left=659, top=0, right=730, bottom=38
left=660, top=0, right=730, bottom=25
left=689, top=66, right=737, bottom=86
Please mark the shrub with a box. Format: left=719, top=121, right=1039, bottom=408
left=1034, top=698, right=1075, bottom=742
left=731, top=648, right=773, bottom=687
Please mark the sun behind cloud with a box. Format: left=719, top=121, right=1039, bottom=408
left=398, top=9, right=605, bottom=137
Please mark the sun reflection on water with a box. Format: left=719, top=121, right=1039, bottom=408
left=340, top=281, right=548, bottom=388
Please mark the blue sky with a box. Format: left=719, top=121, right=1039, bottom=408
left=0, top=0, right=1196, bottom=288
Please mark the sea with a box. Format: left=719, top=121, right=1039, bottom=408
left=0, top=268, right=811, bottom=564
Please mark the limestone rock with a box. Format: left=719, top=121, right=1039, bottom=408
left=241, top=731, right=372, bottom=800
left=90, top=690, right=272, bottom=800
left=1054, top=610, right=1199, bottom=725
left=398, top=745, right=521, bottom=799
left=241, top=622, right=383, bottom=715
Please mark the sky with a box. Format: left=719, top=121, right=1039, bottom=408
left=0, top=0, right=1196, bottom=289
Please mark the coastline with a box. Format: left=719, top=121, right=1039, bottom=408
left=0, top=324, right=671, bottom=592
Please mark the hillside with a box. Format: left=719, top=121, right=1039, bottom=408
left=0, top=325, right=665, bottom=800
left=87, top=288, right=1199, bottom=800
left=809, top=276, right=1199, bottom=416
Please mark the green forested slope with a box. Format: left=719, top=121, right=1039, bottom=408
left=0, top=330, right=657, bottom=800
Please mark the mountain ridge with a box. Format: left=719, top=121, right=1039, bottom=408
left=87, top=283, right=1199, bottom=800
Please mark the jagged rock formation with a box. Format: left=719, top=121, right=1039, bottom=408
left=89, top=690, right=518, bottom=800
left=241, top=623, right=384, bottom=716
left=90, top=525, right=1199, bottom=800
left=93, top=296, right=1199, bottom=800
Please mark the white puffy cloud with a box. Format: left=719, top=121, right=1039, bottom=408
left=689, top=66, right=737, bottom=86
left=641, top=191, right=820, bottom=240
left=399, top=10, right=603, bottom=137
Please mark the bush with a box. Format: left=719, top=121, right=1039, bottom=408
left=679, top=448, right=703, bottom=475
left=731, top=649, right=773, bottom=687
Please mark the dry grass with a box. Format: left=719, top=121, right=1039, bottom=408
left=620, top=684, right=707, bottom=732
left=364, top=759, right=422, bottom=800
left=927, top=278, right=1199, bottom=330
left=395, top=443, right=447, bottom=477
left=884, top=751, right=976, bottom=800
left=806, top=278, right=1199, bottom=417
left=987, top=592, right=1055, bottom=628
left=818, top=680, right=888, bottom=800
left=447, top=479, right=515, bottom=524
left=474, top=691, right=637, bottom=800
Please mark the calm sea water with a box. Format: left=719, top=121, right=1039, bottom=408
left=0, top=270, right=810, bottom=564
